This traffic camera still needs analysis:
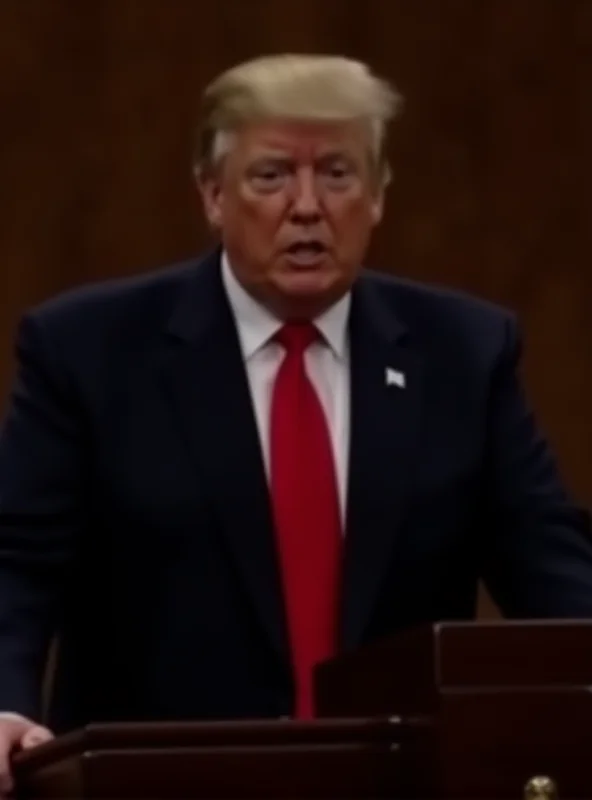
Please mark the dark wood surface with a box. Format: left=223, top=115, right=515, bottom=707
left=12, top=717, right=401, bottom=772
left=437, top=688, right=592, bottom=799
left=14, top=718, right=406, bottom=799
left=316, top=620, right=592, bottom=715
left=315, top=623, right=592, bottom=798
left=13, top=698, right=592, bottom=800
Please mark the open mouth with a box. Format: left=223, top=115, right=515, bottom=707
left=284, top=241, right=328, bottom=266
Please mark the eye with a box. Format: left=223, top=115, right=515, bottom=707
left=329, top=164, right=349, bottom=179
left=257, top=167, right=282, bottom=181
left=247, top=161, right=290, bottom=192
left=319, top=160, right=357, bottom=188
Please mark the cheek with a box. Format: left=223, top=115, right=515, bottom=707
left=233, top=191, right=288, bottom=229
left=327, top=196, right=376, bottom=236
left=222, top=195, right=288, bottom=256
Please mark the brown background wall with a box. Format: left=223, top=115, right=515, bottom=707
left=1, top=1, right=591, bottom=617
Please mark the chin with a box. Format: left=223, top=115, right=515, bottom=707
left=277, top=271, right=335, bottom=295
left=271, top=273, right=346, bottom=316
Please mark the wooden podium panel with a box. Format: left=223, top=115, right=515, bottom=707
left=316, top=619, right=592, bottom=714
left=14, top=622, right=592, bottom=799
left=316, top=621, right=592, bottom=798
left=13, top=718, right=406, bottom=799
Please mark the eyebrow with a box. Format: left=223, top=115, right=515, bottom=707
left=249, top=154, right=292, bottom=163
left=249, top=150, right=355, bottom=165
left=316, top=152, right=355, bottom=164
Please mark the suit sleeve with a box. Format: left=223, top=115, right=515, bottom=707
left=481, top=314, right=592, bottom=616
left=0, top=313, right=83, bottom=719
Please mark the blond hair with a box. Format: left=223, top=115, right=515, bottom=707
left=194, top=54, right=403, bottom=182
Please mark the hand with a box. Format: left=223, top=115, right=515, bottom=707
left=0, top=715, right=53, bottom=797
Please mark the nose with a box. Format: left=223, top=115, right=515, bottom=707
left=289, top=168, right=322, bottom=223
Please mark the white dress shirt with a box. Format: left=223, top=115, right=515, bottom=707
left=221, top=253, right=351, bottom=524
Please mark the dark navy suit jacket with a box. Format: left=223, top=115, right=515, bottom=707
left=0, top=249, right=591, bottom=732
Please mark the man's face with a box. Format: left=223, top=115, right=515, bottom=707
left=198, top=119, right=385, bottom=318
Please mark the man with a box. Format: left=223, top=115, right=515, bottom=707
left=0, top=53, right=591, bottom=793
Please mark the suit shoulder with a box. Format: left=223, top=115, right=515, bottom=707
left=362, top=269, right=515, bottom=336
left=24, top=258, right=200, bottom=337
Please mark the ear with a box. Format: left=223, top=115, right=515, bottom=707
left=196, top=168, right=223, bottom=230
left=369, top=185, right=385, bottom=226
left=368, top=161, right=392, bottom=226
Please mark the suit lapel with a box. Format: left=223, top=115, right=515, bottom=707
left=156, top=255, right=423, bottom=663
left=340, top=276, right=424, bottom=652
left=157, top=251, right=289, bottom=667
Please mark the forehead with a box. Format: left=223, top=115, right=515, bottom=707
left=232, top=119, right=370, bottom=159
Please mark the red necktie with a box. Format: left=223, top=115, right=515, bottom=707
left=270, top=323, right=342, bottom=719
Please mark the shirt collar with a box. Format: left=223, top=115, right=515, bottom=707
left=221, top=251, right=350, bottom=360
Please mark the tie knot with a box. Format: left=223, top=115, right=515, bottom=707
left=276, top=322, right=319, bottom=354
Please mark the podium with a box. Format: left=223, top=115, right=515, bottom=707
left=12, top=717, right=405, bottom=799
left=13, top=621, right=592, bottom=799
left=317, top=620, right=592, bottom=798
